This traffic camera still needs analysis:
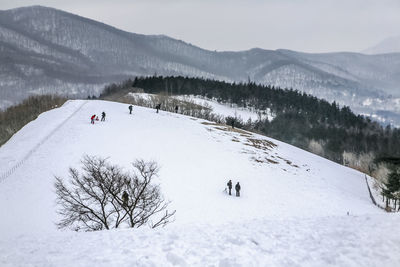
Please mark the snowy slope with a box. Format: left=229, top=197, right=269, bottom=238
left=1, top=214, right=399, bottom=267
left=127, top=93, right=272, bottom=121
left=174, top=95, right=273, bottom=121
left=0, top=100, right=398, bottom=266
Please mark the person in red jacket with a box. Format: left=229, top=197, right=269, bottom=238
left=91, top=114, right=96, bottom=124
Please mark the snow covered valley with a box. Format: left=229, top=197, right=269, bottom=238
left=0, top=100, right=399, bottom=266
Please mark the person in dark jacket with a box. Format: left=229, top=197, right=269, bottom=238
left=156, top=103, right=161, bottom=113
left=122, top=191, right=129, bottom=207
left=227, top=180, right=232, bottom=195
left=101, top=111, right=106, bottom=121
left=129, top=105, right=133, bottom=114
left=235, top=182, right=241, bottom=197
left=175, top=105, right=179, bottom=113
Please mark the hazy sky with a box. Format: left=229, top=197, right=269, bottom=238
left=1, top=0, right=400, bottom=53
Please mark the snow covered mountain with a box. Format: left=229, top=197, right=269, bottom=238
left=1, top=6, right=400, bottom=125
left=0, top=100, right=399, bottom=266
left=363, top=35, right=400, bottom=55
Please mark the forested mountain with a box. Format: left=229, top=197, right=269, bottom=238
left=1, top=6, right=400, bottom=125
left=101, top=76, right=400, bottom=164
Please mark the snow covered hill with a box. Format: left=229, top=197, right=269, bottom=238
left=2, top=6, right=400, bottom=125
left=127, top=92, right=273, bottom=122
left=1, top=100, right=399, bottom=266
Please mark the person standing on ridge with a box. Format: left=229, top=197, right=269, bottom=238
left=122, top=191, right=129, bottom=207
left=227, top=180, right=232, bottom=195
left=175, top=105, right=179, bottom=113
left=101, top=111, right=106, bottom=121
left=129, top=105, right=133, bottom=114
left=235, top=182, right=241, bottom=197
left=156, top=103, right=161, bottom=113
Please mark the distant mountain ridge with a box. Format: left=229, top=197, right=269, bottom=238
left=1, top=5, right=400, bottom=125
left=363, top=35, right=400, bottom=55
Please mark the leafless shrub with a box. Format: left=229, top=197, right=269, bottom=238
left=55, top=155, right=175, bottom=231
left=342, top=151, right=375, bottom=174
left=372, top=163, right=390, bottom=189
left=120, top=93, right=223, bottom=122
left=308, top=139, right=325, bottom=157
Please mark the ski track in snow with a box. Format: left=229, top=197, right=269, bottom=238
left=0, top=100, right=88, bottom=182
left=0, top=100, right=399, bottom=266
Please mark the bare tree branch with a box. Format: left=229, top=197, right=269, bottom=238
left=55, top=155, right=175, bottom=231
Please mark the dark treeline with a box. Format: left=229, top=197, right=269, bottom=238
left=0, top=95, right=67, bottom=147
left=100, top=76, right=400, bottom=165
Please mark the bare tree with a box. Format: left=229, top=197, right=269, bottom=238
left=309, top=139, right=325, bottom=157
left=55, top=155, right=175, bottom=231
left=342, top=151, right=375, bottom=174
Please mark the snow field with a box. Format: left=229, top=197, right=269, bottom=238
left=0, top=99, right=398, bottom=266
left=1, top=214, right=399, bottom=267
left=173, top=95, right=272, bottom=121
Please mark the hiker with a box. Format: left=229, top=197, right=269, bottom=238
left=101, top=111, right=106, bottom=121
left=227, top=180, right=232, bottom=195
left=129, top=104, right=133, bottom=114
left=235, top=182, right=241, bottom=197
left=90, top=114, right=96, bottom=124
left=156, top=103, right=161, bottom=113
left=175, top=105, right=179, bottom=113
left=122, top=191, right=129, bottom=207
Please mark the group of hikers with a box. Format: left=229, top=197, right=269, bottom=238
left=154, top=103, right=179, bottom=114
left=128, top=103, right=179, bottom=114
left=91, top=103, right=181, bottom=124
left=226, top=180, right=241, bottom=197
left=122, top=183, right=241, bottom=208
left=89, top=104, right=243, bottom=199
left=90, top=111, right=106, bottom=124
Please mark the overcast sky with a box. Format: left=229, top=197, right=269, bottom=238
left=1, top=0, right=399, bottom=53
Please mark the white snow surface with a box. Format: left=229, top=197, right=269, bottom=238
left=127, top=93, right=272, bottom=121
left=174, top=95, right=272, bottom=121
left=0, top=100, right=398, bottom=266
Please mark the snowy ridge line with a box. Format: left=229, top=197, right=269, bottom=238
left=0, top=100, right=88, bottom=183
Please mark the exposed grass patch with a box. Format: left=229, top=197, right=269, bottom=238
left=246, top=138, right=277, bottom=151
left=201, top=122, right=219, bottom=126
left=267, top=158, right=279, bottom=164
left=277, top=156, right=300, bottom=168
